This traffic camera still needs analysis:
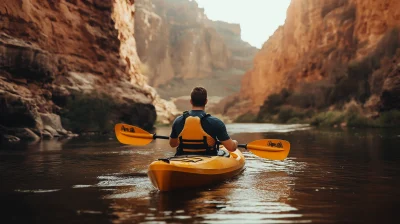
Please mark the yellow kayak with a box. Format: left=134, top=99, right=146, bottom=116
left=147, top=148, right=245, bottom=191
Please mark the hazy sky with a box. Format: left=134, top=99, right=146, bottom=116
left=195, top=0, right=291, bottom=49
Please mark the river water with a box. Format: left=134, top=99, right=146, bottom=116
left=1, top=124, right=400, bottom=223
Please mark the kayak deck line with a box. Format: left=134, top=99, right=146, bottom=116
left=157, top=155, right=214, bottom=164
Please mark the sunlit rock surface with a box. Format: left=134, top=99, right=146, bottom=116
left=231, top=0, right=400, bottom=116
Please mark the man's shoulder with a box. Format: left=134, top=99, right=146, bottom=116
left=176, top=114, right=184, bottom=119
left=172, top=115, right=184, bottom=124
left=205, top=115, right=225, bottom=125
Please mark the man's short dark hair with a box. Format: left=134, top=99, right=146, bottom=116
left=191, top=87, right=207, bottom=107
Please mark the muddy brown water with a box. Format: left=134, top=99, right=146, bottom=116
left=1, top=124, right=400, bottom=223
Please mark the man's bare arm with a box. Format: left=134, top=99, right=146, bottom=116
left=169, top=137, right=179, bottom=148
left=220, top=139, right=238, bottom=152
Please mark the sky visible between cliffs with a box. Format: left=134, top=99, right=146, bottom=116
left=195, top=0, right=291, bottom=49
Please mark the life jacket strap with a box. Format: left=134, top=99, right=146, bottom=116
left=182, top=111, right=211, bottom=120
left=178, top=136, right=210, bottom=152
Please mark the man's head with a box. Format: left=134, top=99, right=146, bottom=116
left=190, top=87, right=208, bottom=107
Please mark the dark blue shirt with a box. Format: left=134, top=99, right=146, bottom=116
left=170, top=110, right=230, bottom=141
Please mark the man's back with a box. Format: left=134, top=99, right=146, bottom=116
left=170, top=110, right=230, bottom=142
left=168, top=86, right=238, bottom=152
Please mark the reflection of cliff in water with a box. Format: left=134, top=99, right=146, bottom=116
left=264, top=127, right=400, bottom=223
left=2, top=124, right=399, bottom=223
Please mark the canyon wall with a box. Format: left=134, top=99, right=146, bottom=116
left=134, top=0, right=257, bottom=89
left=233, top=0, right=400, bottom=117
left=0, top=0, right=176, bottom=142
left=207, top=20, right=258, bottom=71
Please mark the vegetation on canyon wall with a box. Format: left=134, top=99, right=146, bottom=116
left=237, top=98, right=400, bottom=128
left=236, top=28, right=400, bottom=128
left=59, top=92, right=156, bottom=134
left=232, top=0, right=400, bottom=128
left=237, top=85, right=400, bottom=128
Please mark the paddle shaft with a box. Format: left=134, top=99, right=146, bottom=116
left=154, top=135, right=169, bottom=140
left=238, top=144, right=247, bottom=149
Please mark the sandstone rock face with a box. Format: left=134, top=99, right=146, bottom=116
left=135, top=0, right=257, bottom=88
left=207, top=20, right=258, bottom=71
left=0, top=0, right=177, bottom=141
left=237, top=0, right=400, bottom=115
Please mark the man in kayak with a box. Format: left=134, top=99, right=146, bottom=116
left=169, top=87, right=238, bottom=155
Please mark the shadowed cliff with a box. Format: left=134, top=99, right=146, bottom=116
left=0, top=0, right=177, bottom=143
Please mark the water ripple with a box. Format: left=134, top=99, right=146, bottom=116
left=227, top=123, right=311, bottom=134
left=96, top=175, right=149, bottom=188
left=15, top=189, right=61, bottom=193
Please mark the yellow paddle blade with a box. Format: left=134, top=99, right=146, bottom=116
left=247, top=139, right=290, bottom=160
left=114, top=123, right=154, bottom=146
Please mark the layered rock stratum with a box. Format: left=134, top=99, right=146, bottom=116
left=0, top=0, right=177, bottom=142
left=227, top=0, right=400, bottom=118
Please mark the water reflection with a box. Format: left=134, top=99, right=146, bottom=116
left=99, top=147, right=307, bottom=223
left=1, top=125, right=400, bottom=223
left=37, top=139, right=70, bottom=151
left=106, top=169, right=299, bottom=223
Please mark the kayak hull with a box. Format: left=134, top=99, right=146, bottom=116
left=147, top=148, right=245, bottom=191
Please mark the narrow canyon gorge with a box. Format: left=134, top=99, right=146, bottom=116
left=134, top=0, right=257, bottom=111
left=1, top=0, right=400, bottom=142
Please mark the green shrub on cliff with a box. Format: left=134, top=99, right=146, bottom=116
left=286, top=92, right=314, bottom=109
left=310, top=109, right=400, bottom=128
left=235, top=112, right=257, bottom=123
left=61, top=93, right=116, bottom=133
left=257, top=89, right=290, bottom=122
left=277, top=107, right=294, bottom=123
left=259, top=92, right=286, bottom=114
left=310, top=111, right=346, bottom=127
left=257, top=106, right=314, bottom=124
left=286, top=117, right=302, bottom=124
left=346, top=113, right=373, bottom=128
left=376, top=110, right=400, bottom=127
